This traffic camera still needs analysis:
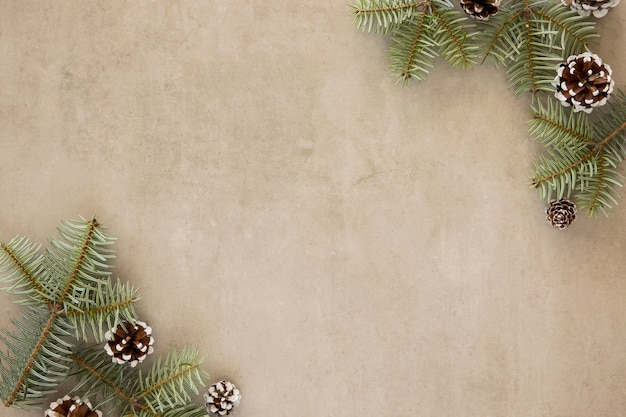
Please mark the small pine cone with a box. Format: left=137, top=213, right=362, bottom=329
left=460, top=0, right=501, bottom=20
left=45, top=395, right=102, bottom=417
left=546, top=199, right=577, bottom=229
left=554, top=52, right=614, bottom=113
left=561, top=0, right=621, bottom=17
left=104, top=320, right=154, bottom=367
left=204, top=380, right=241, bottom=416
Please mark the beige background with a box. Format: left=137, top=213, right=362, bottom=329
left=1, top=2, right=626, bottom=416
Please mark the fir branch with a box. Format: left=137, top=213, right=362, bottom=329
left=389, top=10, right=436, bottom=82
left=531, top=91, right=626, bottom=215
left=70, top=351, right=148, bottom=414
left=0, top=238, right=48, bottom=307
left=476, top=0, right=599, bottom=95
left=0, top=217, right=139, bottom=408
left=351, top=0, right=431, bottom=34
left=529, top=97, right=593, bottom=150
left=477, top=9, right=523, bottom=65
left=0, top=308, right=74, bottom=408
left=429, top=4, right=477, bottom=69
left=576, top=151, right=624, bottom=216
left=138, top=346, right=207, bottom=414
left=532, top=3, right=598, bottom=57
left=532, top=146, right=596, bottom=201
left=64, top=280, right=140, bottom=343
left=70, top=344, right=209, bottom=417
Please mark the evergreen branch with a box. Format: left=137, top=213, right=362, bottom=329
left=389, top=11, right=436, bottom=83
left=576, top=151, right=624, bottom=216
left=138, top=346, right=208, bottom=414
left=532, top=147, right=596, bottom=201
left=4, top=312, right=56, bottom=407
left=0, top=238, right=48, bottom=306
left=55, top=218, right=104, bottom=308
left=593, top=121, right=626, bottom=152
left=532, top=3, right=598, bottom=57
left=70, top=351, right=150, bottom=414
left=477, top=10, right=523, bottom=65
left=350, top=0, right=431, bottom=33
left=64, top=280, right=140, bottom=343
left=429, top=4, right=476, bottom=68
left=529, top=97, right=593, bottom=150
left=70, top=344, right=208, bottom=417
left=1, top=308, right=73, bottom=408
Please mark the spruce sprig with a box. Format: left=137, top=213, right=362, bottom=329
left=70, top=344, right=208, bottom=417
left=352, top=0, right=477, bottom=83
left=475, top=0, right=598, bottom=94
left=531, top=91, right=626, bottom=216
left=0, top=217, right=139, bottom=408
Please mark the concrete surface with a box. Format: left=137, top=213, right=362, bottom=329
left=1, top=1, right=625, bottom=416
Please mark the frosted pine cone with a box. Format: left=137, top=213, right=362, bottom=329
left=546, top=199, right=577, bottom=229
left=204, top=380, right=241, bottom=415
left=554, top=52, right=614, bottom=113
left=45, top=395, right=102, bottom=417
left=460, top=0, right=501, bottom=19
left=561, top=0, right=621, bottom=17
left=104, top=321, right=154, bottom=367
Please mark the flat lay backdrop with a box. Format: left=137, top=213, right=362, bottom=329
left=1, top=2, right=626, bottom=416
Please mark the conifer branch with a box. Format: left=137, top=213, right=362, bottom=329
left=390, top=11, right=434, bottom=82
left=70, top=352, right=151, bottom=415
left=4, top=313, right=57, bottom=407
left=0, top=218, right=138, bottom=408
left=594, top=121, right=626, bottom=151
left=0, top=238, right=50, bottom=308
left=478, top=10, right=522, bottom=65
left=430, top=5, right=477, bottom=68
left=70, top=344, right=208, bottom=417
left=351, top=0, right=431, bottom=33
left=54, top=218, right=102, bottom=308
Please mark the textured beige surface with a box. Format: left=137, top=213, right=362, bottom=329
left=1, top=2, right=626, bottom=416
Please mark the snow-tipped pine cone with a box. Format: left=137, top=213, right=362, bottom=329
left=554, top=52, right=614, bottom=113
left=45, top=396, right=102, bottom=417
left=561, top=0, right=621, bottom=17
left=460, top=0, right=501, bottom=19
left=204, top=380, right=241, bottom=415
left=104, top=320, right=154, bottom=367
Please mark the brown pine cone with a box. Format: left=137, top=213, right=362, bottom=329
left=104, top=320, right=154, bottom=367
left=45, top=396, right=102, bottom=417
left=460, top=0, right=501, bottom=20
left=546, top=199, right=577, bottom=229
left=554, top=52, right=614, bottom=113
left=561, top=0, right=621, bottom=17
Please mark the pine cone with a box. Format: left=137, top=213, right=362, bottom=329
left=104, top=320, right=154, bottom=367
left=204, top=380, right=241, bottom=416
left=561, top=0, right=621, bottom=17
left=554, top=52, right=614, bottom=113
left=45, top=395, right=102, bottom=417
left=460, top=0, right=501, bottom=20
left=546, top=199, right=577, bottom=229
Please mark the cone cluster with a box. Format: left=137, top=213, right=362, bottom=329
left=460, top=0, right=501, bottom=19
left=45, top=396, right=102, bottom=417
left=561, top=0, right=621, bottom=17
left=104, top=321, right=154, bottom=367
left=546, top=199, right=577, bottom=229
left=554, top=52, right=614, bottom=113
left=204, top=380, right=241, bottom=415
